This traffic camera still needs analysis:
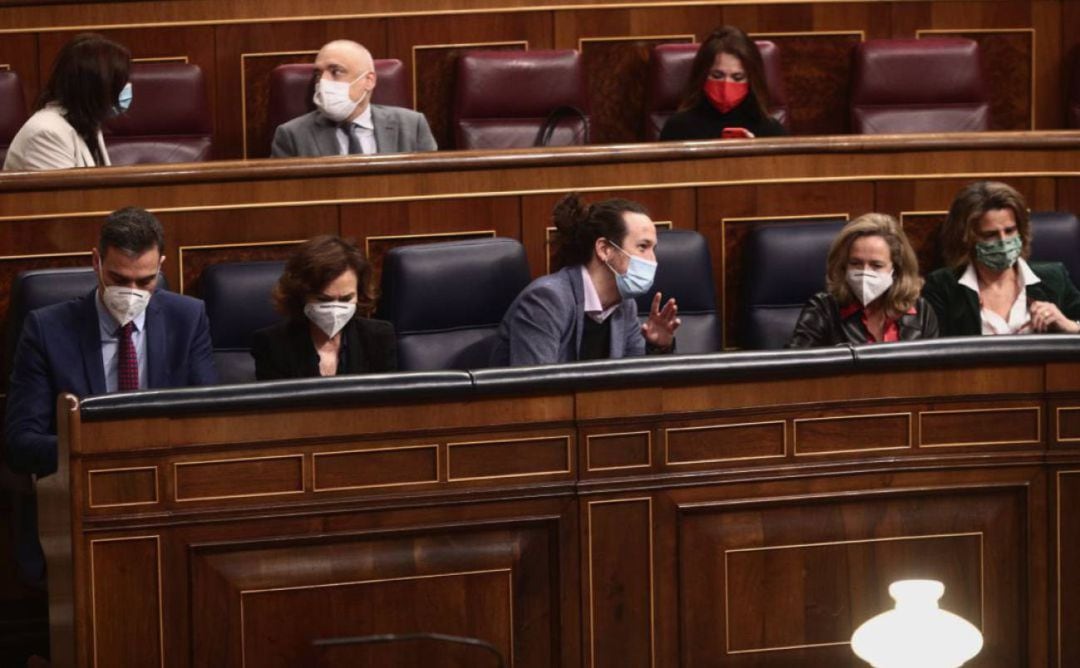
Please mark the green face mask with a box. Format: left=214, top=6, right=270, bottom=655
left=974, top=235, right=1022, bottom=272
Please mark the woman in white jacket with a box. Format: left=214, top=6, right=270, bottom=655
left=4, top=33, right=131, bottom=171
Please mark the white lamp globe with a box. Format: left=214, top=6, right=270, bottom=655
left=850, top=579, right=983, bottom=668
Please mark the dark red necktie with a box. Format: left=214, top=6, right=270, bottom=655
left=117, top=322, right=138, bottom=392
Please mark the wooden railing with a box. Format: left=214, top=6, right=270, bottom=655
left=37, top=338, right=1080, bottom=666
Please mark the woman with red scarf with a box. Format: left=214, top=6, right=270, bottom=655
left=660, top=26, right=787, bottom=141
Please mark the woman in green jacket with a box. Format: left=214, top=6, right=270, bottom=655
left=923, top=181, right=1080, bottom=336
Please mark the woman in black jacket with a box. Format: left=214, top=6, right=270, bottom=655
left=251, top=235, right=396, bottom=379
left=788, top=213, right=938, bottom=348
left=660, top=26, right=786, bottom=141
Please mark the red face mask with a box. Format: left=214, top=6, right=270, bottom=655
left=704, top=80, right=749, bottom=114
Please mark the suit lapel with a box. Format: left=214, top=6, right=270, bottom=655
left=79, top=292, right=108, bottom=395
left=372, top=106, right=396, bottom=153
left=568, top=268, right=585, bottom=360
left=145, top=295, right=167, bottom=388
left=311, top=114, right=342, bottom=156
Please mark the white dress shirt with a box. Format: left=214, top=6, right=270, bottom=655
left=335, top=105, right=377, bottom=155
left=958, top=258, right=1041, bottom=335
left=581, top=267, right=619, bottom=323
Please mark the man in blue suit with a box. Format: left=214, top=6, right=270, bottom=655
left=4, top=206, right=217, bottom=587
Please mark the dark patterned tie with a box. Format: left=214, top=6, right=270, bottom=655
left=117, top=322, right=138, bottom=391
left=344, top=123, right=363, bottom=155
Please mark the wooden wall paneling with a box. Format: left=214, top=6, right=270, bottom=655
left=1057, top=469, right=1080, bottom=667
left=214, top=19, right=387, bottom=160
left=1057, top=177, right=1080, bottom=215
left=88, top=535, right=163, bottom=667
left=579, top=35, right=694, bottom=144
left=696, top=181, right=873, bottom=348
left=387, top=12, right=554, bottom=150
left=184, top=504, right=568, bottom=667
left=551, top=6, right=724, bottom=144
left=0, top=32, right=38, bottom=112
left=918, top=29, right=1036, bottom=131
left=339, top=196, right=521, bottom=291
left=519, top=188, right=695, bottom=280
left=1031, top=0, right=1064, bottom=129
left=674, top=474, right=1031, bottom=666
left=158, top=205, right=339, bottom=296
left=749, top=31, right=865, bottom=136
left=585, top=496, right=653, bottom=668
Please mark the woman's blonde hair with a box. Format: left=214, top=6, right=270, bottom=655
left=825, top=213, right=922, bottom=315
left=939, top=181, right=1031, bottom=270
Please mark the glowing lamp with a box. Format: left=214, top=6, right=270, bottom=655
left=850, top=579, right=983, bottom=668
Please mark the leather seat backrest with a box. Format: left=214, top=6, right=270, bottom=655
left=377, top=237, right=531, bottom=370
left=267, top=59, right=410, bottom=143
left=103, top=62, right=213, bottom=165
left=851, top=38, right=989, bottom=134
left=198, top=260, right=285, bottom=383
left=633, top=229, right=721, bottom=353
left=739, top=218, right=847, bottom=349
left=0, top=70, right=28, bottom=166
left=644, top=41, right=788, bottom=141
left=452, top=50, right=589, bottom=150
left=1030, top=211, right=1080, bottom=289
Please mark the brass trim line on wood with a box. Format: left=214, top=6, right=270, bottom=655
left=663, top=419, right=787, bottom=465
left=88, top=534, right=165, bottom=668
left=585, top=430, right=653, bottom=471
left=723, top=531, right=984, bottom=654
left=238, top=568, right=514, bottom=668
left=792, top=411, right=913, bottom=456
left=172, top=453, right=305, bottom=502
left=311, top=443, right=440, bottom=491
left=918, top=405, right=1042, bottom=448
left=87, top=466, right=160, bottom=509
left=446, top=434, right=573, bottom=482
left=586, top=497, right=655, bottom=668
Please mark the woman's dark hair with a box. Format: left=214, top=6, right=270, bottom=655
left=38, top=33, right=131, bottom=166
left=273, top=235, right=376, bottom=319
left=551, top=193, right=649, bottom=268
left=678, top=26, right=770, bottom=117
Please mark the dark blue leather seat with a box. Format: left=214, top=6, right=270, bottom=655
left=1030, top=211, right=1080, bottom=289
left=377, top=237, right=531, bottom=370
left=198, top=261, right=284, bottom=384
left=634, top=228, right=721, bottom=353
left=739, top=218, right=846, bottom=349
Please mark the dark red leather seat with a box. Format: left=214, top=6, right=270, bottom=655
left=0, top=70, right=28, bottom=166
left=452, top=50, right=589, bottom=150
left=103, top=62, right=213, bottom=165
left=851, top=38, right=989, bottom=134
left=266, top=59, right=409, bottom=143
left=643, top=41, right=788, bottom=141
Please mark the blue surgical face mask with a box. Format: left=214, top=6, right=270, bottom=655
left=115, top=82, right=133, bottom=114
left=974, top=234, right=1022, bottom=272
left=605, top=240, right=657, bottom=299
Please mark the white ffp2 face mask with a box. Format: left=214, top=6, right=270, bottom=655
left=846, top=268, right=893, bottom=306
left=312, top=73, right=369, bottom=123
left=101, top=285, right=151, bottom=326
left=304, top=301, right=356, bottom=338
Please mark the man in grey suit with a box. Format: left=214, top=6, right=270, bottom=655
left=271, top=40, right=437, bottom=157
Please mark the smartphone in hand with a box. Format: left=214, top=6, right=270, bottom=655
left=721, top=127, right=754, bottom=139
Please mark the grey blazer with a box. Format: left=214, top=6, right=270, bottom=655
left=270, top=105, right=437, bottom=157
left=490, top=266, right=645, bottom=366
